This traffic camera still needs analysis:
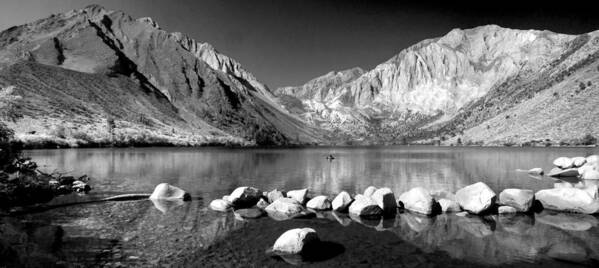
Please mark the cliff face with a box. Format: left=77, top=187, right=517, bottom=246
left=276, top=25, right=599, bottom=145
left=0, top=5, right=322, bottom=146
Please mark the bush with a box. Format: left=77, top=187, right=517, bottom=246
left=580, top=133, right=597, bottom=145
left=579, top=82, right=586, bottom=90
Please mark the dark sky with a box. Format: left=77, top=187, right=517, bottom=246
left=0, top=0, right=598, bottom=88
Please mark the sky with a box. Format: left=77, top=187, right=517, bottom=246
left=0, top=0, right=598, bottom=88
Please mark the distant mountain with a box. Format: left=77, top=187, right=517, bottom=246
left=275, top=25, right=599, bottom=146
left=0, top=5, right=322, bottom=147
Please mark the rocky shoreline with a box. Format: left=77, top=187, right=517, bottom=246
left=206, top=154, right=599, bottom=257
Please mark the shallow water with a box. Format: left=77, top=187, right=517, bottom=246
left=2, top=146, right=599, bottom=267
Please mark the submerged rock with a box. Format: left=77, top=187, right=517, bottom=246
left=535, top=186, right=599, bottom=214
left=371, top=187, right=397, bottom=216
left=553, top=157, right=573, bottom=169
left=348, top=194, right=382, bottom=217
left=527, top=168, right=544, bottom=175
left=363, top=186, right=377, bottom=197
left=149, top=183, right=190, bottom=200
left=272, top=228, right=319, bottom=254
left=286, top=189, right=309, bottom=204
left=498, top=206, right=518, bottom=214
left=455, top=182, right=496, bottom=214
left=229, top=186, right=263, bottom=208
left=438, top=198, right=461, bottom=212
left=234, top=208, right=265, bottom=219
left=306, top=195, right=331, bottom=210
left=331, top=191, right=353, bottom=212
left=209, top=199, right=231, bottom=212
left=398, top=187, right=435, bottom=215
left=498, top=189, right=534, bottom=212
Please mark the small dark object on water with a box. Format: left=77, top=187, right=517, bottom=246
left=326, top=154, right=335, bottom=161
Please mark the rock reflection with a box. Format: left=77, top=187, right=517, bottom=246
left=150, top=198, right=185, bottom=213
left=535, top=211, right=598, bottom=231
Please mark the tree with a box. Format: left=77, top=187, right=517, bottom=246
left=0, top=85, right=22, bottom=121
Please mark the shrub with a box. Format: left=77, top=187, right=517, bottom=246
left=581, top=133, right=597, bottom=145
left=579, top=82, right=586, bottom=90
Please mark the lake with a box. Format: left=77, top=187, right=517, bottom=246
left=2, top=146, right=599, bottom=267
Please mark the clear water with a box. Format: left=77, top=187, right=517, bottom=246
left=1, top=146, right=598, bottom=267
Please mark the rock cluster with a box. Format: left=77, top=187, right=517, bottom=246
left=549, top=155, right=598, bottom=179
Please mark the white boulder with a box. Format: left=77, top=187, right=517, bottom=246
left=286, top=189, right=309, bottom=204
left=553, top=157, right=573, bottom=169
left=498, top=206, right=518, bottom=214
left=398, top=187, right=435, bottom=215
left=229, top=186, right=262, bottom=208
left=578, top=164, right=597, bottom=175
left=272, top=228, right=319, bottom=254
left=363, top=186, right=377, bottom=197
left=498, top=188, right=534, bottom=212
left=438, top=198, right=461, bottom=212
left=306, top=195, right=331, bottom=210
left=587, top=155, right=599, bottom=165
left=332, top=191, right=353, bottom=212
left=371, top=187, right=397, bottom=215
left=264, top=198, right=306, bottom=219
left=149, top=183, right=190, bottom=200
left=455, top=182, right=496, bottom=214
left=582, top=170, right=599, bottom=180
left=535, top=186, right=599, bottom=214
left=267, top=189, right=285, bottom=203
left=209, top=199, right=231, bottom=212
left=348, top=194, right=382, bottom=217
left=572, top=157, right=587, bottom=167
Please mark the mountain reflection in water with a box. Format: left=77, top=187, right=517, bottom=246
left=1, top=146, right=598, bottom=266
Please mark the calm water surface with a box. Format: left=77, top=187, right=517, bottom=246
left=1, top=146, right=599, bottom=267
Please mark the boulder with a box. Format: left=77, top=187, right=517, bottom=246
left=363, top=186, right=377, bottom=197
left=149, top=183, right=190, bottom=200
left=578, top=164, right=595, bottom=175
left=398, top=187, right=435, bottom=215
left=582, top=170, right=599, bottom=180
left=498, top=206, right=518, bottom=214
left=234, top=208, right=265, bottom=219
left=535, top=186, right=599, bottom=214
left=265, top=198, right=309, bottom=220
left=222, top=195, right=233, bottom=203
left=587, top=155, right=599, bottom=165
left=209, top=199, right=231, bottom=212
left=267, top=189, right=285, bottom=203
left=572, top=157, right=586, bottom=167
left=332, top=191, right=353, bottom=212
left=547, top=168, right=579, bottom=178
left=527, top=168, right=544, bottom=175
left=553, top=157, right=573, bottom=169
left=438, top=198, right=461, bottom=212
left=348, top=194, right=383, bottom=217
left=229, top=186, right=263, bottom=208
left=371, top=187, right=397, bottom=215
left=272, top=228, right=319, bottom=254
left=306, top=195, right=331, bottom=210
left=455, top=182, right=496, bottom=214
left=498, top=188, right=534, bottom=212
left=256, top=198, right=270, bottom=209
left=286, top=189, right=309, bottom=204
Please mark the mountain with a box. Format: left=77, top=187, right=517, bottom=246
left=275, top=25, right=599, bottom=146
left=0, top=5, right=322, bottom=147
